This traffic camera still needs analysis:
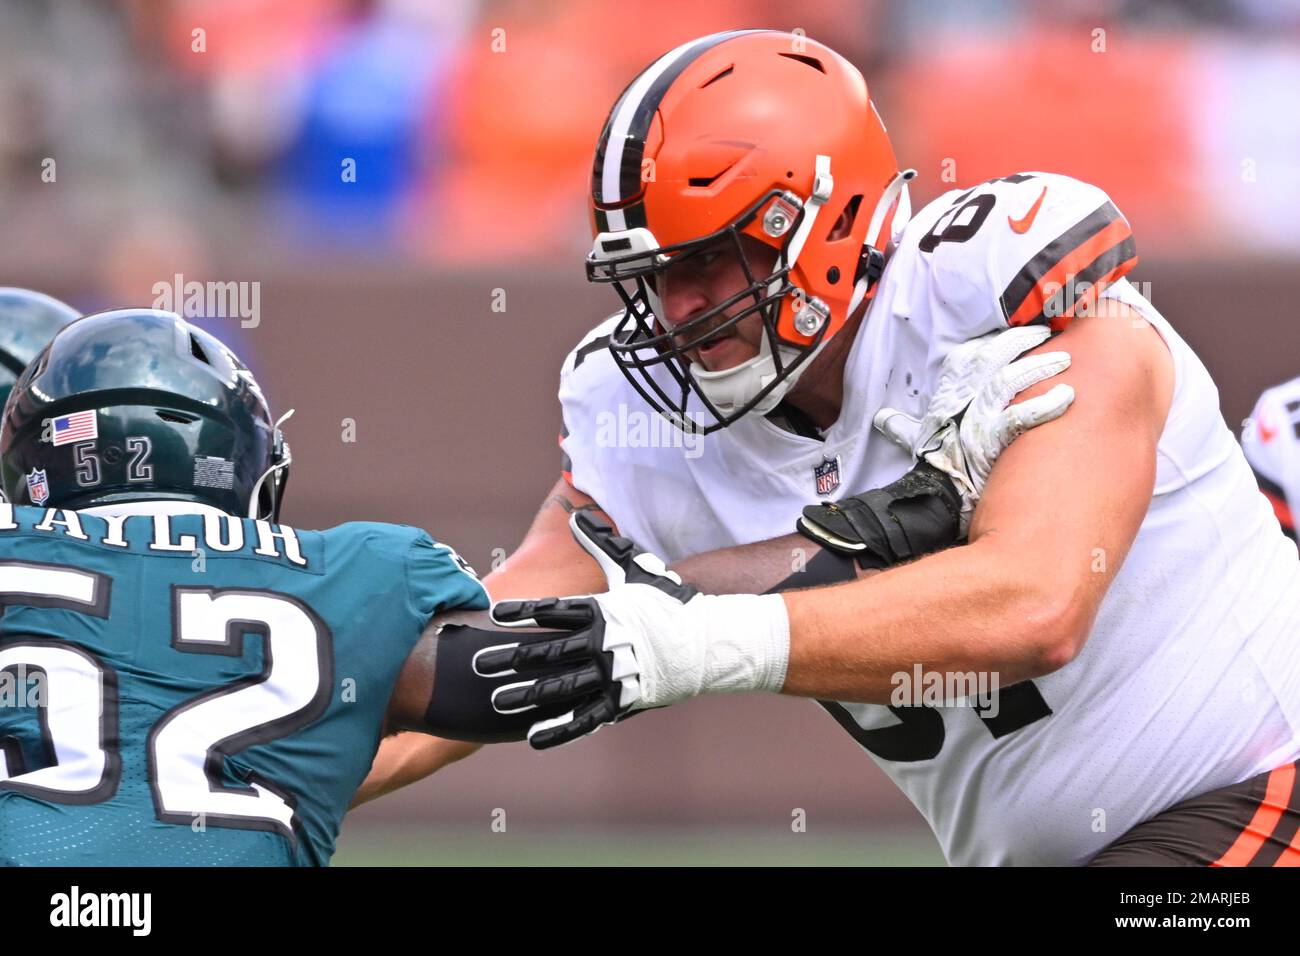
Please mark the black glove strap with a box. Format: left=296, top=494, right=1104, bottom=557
left=797, top=461, right=962, bottom=569
left=422, top=624, right=579, bottom=743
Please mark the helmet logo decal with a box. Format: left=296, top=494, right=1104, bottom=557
left=26, top=469, right=50, bottom=505
left=814, top=455, right=842, bottom=497
left=50, top=410, right=98, bottom=446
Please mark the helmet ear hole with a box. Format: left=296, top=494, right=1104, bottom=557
left=826, top=195, right=862, bottom=242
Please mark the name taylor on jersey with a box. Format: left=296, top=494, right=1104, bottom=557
left=0, top=503, right=308, bottom=567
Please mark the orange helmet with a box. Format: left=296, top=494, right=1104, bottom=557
left=586, top=30, right=913, bottom=433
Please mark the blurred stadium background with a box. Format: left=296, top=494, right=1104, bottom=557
left=2, top=0, right=1298, bottom=865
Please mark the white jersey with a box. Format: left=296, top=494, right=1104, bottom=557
left=559, top=171, right=1300, bottom=865
left=1242, top=375, right=1300, bottom=541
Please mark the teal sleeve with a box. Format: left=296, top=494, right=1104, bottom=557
left=405, top=531, right=490, bottom=624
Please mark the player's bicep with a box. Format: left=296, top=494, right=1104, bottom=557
left=487, top=476, right=613, bottom=598
left=968, top=306, right=1173, bottom=654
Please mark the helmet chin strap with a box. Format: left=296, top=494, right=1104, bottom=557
left=848, top=168, right=916, bottom=315
left=690, top=332, right=787, bottom=418
left=866, top=168, right=916, bottom=251
left=247, top=408, right=295, bottom=520
left=784, top=153, right=834, bottom=267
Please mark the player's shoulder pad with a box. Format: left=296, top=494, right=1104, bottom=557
left=322, top=521, right=489, bottom=618
left=406, top=529, right=490, bottom=618
left=558, top=312, right=633, bottom=495
left=560, top=312, right=623, bottom=380
left=904, top=172, right=1138, bottom=332
left=321, top=519, right=426, bottom=552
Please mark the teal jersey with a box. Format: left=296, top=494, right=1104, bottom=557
left=0, top=504, right=487, bottom=866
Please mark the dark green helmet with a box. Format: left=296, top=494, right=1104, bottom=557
left=0, top=309, right=291, bottom=519
left=0, top=287, right=81, bottom=408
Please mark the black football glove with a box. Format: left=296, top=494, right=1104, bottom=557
left=477, top=512, right=697, bottom=750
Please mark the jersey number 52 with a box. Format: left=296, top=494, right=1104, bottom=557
left=0, top=560, right=332, bottom=845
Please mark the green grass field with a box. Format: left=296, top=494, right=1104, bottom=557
left=333, top=824, right=946, bottom=866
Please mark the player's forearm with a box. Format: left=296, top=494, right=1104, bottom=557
left=351, top=734, right=480, bottom=808
left=774, top=321, right=1158, bottom=702
left=484, top=513, right=1075, bottom=732
left=778, top=534, right=1080, bottom=702
left=361, top=488, right=614, bottom=802
left=667, top=461, right=964, bottom=595
left=668, top=532, right=865, bottom=595
left=487, top=539, right=606, bottom=599
left=487, top=481, right=614, bottom=597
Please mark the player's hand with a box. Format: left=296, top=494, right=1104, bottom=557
left=477, top=512, right=699, bottom=749
left=873, top=325, right=1074, bottom=533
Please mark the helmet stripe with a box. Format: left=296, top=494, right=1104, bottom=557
left=594, top=30, right=766, bottom=231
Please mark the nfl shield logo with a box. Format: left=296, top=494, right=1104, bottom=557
left=26, top=468, right=50, bottom=505
left=813, top=455, right=841, bottom=497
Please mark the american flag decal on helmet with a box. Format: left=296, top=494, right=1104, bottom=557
left=50, top=410, right=98, bottom=447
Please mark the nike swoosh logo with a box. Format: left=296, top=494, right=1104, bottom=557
left=1008, top=186, right=1048, bottom=234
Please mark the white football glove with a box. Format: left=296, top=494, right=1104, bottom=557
left=873, top=325, right=1075, bottom=533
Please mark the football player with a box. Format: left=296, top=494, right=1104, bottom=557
left=0, top=308, right=585, bottom=865
left=362, top=30, right=1300, bottom=867
left=1243, top=376, right=1300, bottom=542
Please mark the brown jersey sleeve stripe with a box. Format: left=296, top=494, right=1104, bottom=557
left=1029, top=232, right=1138, bottom=330
left=1000, top=200, right=1121, bottom=317
left=1005, top=221, right=1137, bottom=329
left=1251, top=760, right=1300, bottom=865
left=1001, top=201, right=1138, bottom=329
left=1211, top=762, right=1296, bottom=866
